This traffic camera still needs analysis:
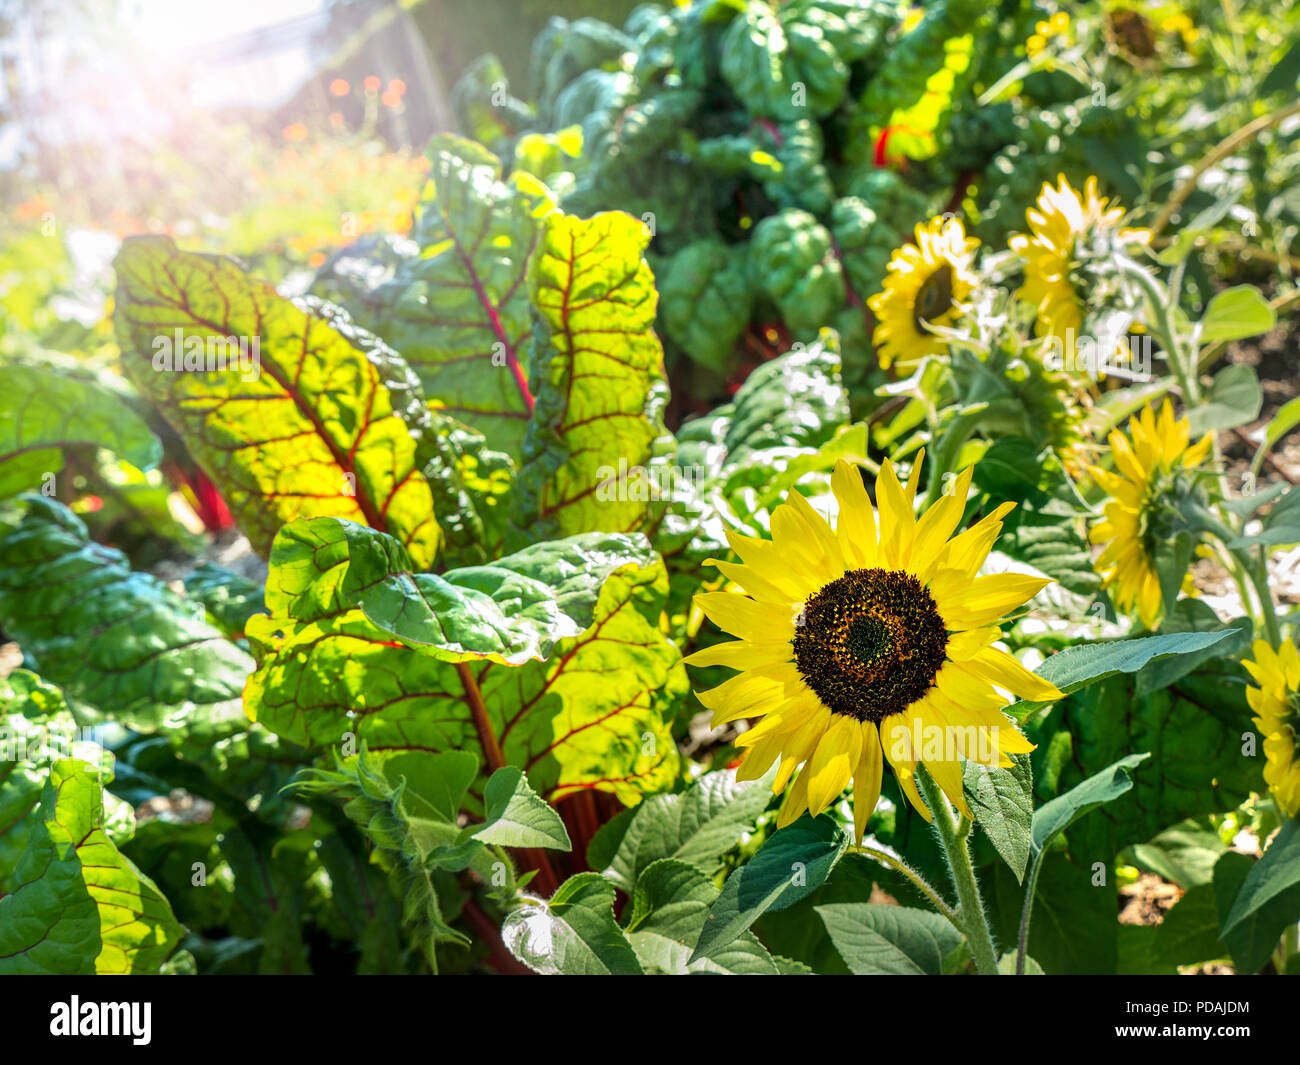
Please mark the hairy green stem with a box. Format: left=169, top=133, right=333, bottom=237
left=849, top=843, right=961, bottom=927
left=917, top=766, right=1000, bottom=975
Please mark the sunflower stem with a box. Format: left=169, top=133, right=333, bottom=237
left=849, top=844, right=961, bottom=927
left=1116, top=255, right=1199, bottom=405
left=916, top=766, right=1000, bottom=975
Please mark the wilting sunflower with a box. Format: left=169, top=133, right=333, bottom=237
left=1088, top=400, right=1212, bottom=629
left=685, top=456, right=1062, bottom=842
left=868, top=216, right=980, bottom=372
left=1243, top=639, right=1300, bottom=819
left=1010, top=174, right=1151, bottom=343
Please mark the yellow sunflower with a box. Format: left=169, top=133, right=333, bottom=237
left=685, top=455, right=1063, bottom=842
left=1088, top=400, right=1212, bottom=629
left=1243, top=639, right=1300, bottom=819
left=1010, top=174, right=1151, bottom=343
left=867, top=216, right=980, bottom=373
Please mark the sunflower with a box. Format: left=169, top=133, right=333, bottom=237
left=1010, top=174, right=1150, bottom=345
left=685, top=456, right=1063, bottom=842
left=1088, top=400, right=1212, bottom=629
left=867, top=216, right=980, bottom=373
left=1242, top=639, right=1300, bottom=819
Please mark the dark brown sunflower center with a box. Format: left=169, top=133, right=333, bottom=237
left=792, top=568, right=949, bottom=723
left=914, top=262, right=954, bottom=330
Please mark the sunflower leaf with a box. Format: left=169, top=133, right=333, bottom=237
left=1030, top=753, right=1149, bottom=858
left=597, top=766, right=776, bottom=892
left=502, top=873, right=643, bottom=975
left=1013, top=630, right=1237, bottom=717
left=689, top=814, right=848, bottom=963
left=1218, top=819, right=1300, bottom=972
left=1037, top=664, right=1261, bottom=856
left=816, top=903, right=964, bottom=975
left=470, top=766, right=572, bottom=851
left=624, top=859, right=778, bottom=974
left=963, top=753, right=1032, bottom=882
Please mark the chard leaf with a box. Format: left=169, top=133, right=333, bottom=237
left=0, top=363, right=160, bottom=498
left=246, top=517, right=681, bottom=807
left=0, top=756, right=182, bottom=975
left=370, top=135, right=554, bottom=457
left=517, top=210, right=671, bottom=542
left=113, top=235, right=440, bottom=566
left=0, top=499, right=253, bottom=729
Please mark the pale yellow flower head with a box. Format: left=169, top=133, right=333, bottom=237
left=687, top=452, right=1061, bottom=842
left=1242, top=639, right=1300, bottom=818
left=868, top=216, right=980, bottom=373
left=1088, top=400, right=1212, bottom=629
left=1010, top=174, right=1151, bottom=346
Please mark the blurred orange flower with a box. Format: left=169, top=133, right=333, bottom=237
left=387, top=78, right=406, bottom=97
left=14, top=194, right=53, bottom=221
left=282, top=123, right=309, bottom=142
left=363, top=75, right=381, bottom=92
left=329, top=78, right=349, bottom=96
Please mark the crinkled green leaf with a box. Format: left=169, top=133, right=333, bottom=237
left=749, top=209, right=843, bottom=335
left=720, top=1, right=850, bottom=119
left=719, top=338, right=848, bottom=467
left=656, top=240, right=752, bottom=373
left=420, top=411, right=517, bottom=568
left=246, top=517, right=681, bottom=807
left=113, top=235, right=439, bottom=566
left=0, top=499, right=253, bottom=729
left=182, top=562, right=267, bottom=637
